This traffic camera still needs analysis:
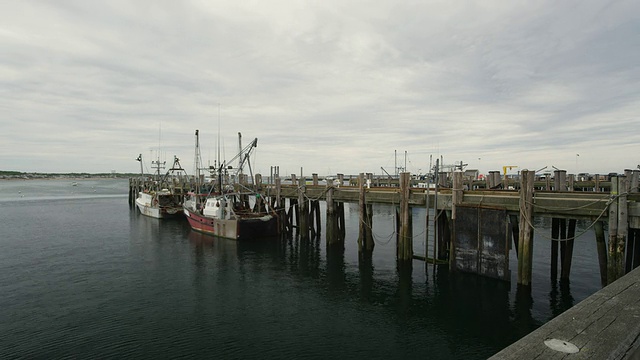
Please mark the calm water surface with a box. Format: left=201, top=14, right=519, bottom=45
left=0, top=179, right=602, bottom=359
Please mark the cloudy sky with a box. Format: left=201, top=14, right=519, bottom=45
left=1, top=0, right=638, bottom=176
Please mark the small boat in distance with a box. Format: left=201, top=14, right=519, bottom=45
left=183, top=130, right=279, bottom=240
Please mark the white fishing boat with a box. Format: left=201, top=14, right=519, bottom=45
left=134, top=154, right=187, bottom=219
left=135, top=188, right=183, bottom=219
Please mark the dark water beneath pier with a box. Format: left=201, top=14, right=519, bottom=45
left=0, top=179, right=602, bottom=359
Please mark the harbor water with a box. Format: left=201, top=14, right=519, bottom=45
left=0, top=179, right=602, bottom=359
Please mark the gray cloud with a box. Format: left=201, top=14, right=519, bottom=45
left=1, top=0, right=638, bottom=175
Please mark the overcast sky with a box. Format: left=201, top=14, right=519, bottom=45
left=1, top=0, right=638, bottom=176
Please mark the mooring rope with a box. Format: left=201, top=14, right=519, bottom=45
left=518, top=193, right=621, bottom=242
left=527, top=193, right=612, bottom=212
left=294, top=184, right=332, bottom=202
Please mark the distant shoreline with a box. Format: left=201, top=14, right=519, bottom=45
left=0, top=174, right=133, bottom=181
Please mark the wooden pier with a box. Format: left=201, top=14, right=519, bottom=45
left=129, top=168, right=640, bottom=287
left=490, top=265, right=640, bottom=359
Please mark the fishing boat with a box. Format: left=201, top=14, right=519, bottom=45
left=183, top=192, right=279, bottom=240
left=134, top=155, right=187, bottom=219
left=183, top=130, right=279, bottom=240
left=135, top=188, right=184, bottom=218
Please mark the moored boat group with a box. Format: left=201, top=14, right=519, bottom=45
left=133, top=130, right=279, bottom=241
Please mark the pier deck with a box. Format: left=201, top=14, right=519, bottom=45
left=490, top=265, right=640, bottom=359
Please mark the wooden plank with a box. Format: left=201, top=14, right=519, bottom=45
left=264, top=184, right=640, bottom=221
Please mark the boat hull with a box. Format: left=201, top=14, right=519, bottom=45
left=183, top=207, right=279, bottom=240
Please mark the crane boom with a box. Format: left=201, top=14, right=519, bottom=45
left=503, top=165, right=518, bottom=175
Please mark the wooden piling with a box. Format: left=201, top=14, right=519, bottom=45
left=517, top=170, right=535, bottom=286
left=357, top=173, right=374, bottom=252
left=298, top=177, right=309, bottom=239
left=397, top=172, right=413, bottom=261
left=562, top=219, right=576, bottom=280
left=438, top=172, right=447, bottom=188
left=326, top=181, right=340, bottom=247
left=365, top=173, right=374, bottom=243
left=337, top=202, right=346, bottom=240
left=425, top=183, right=431, bottom=261
left=450, top=171, right=463, bottom=271
left=616, top=177, right=629, bottom=277
left=550, top=171, right=565, bottom=281
left=568, top=174, right=575, bottom=191
left=551, top=218, right=559, bottom=280
left=594, top=220, right=608, bottom=286
left=437, top=211, right=450, bottom=260
left=358, top=173, right=366, bottom=251
left=629, top=171, right=640, bottom=271
left=631, top=170, right=640, bottom=192
left=562, top=171, right=575, bottom=280
left=275, top=175, right=286, bottom=234
left=607, top=177, right=622, bottom=283
left=254, top=174, right=264, bottom=212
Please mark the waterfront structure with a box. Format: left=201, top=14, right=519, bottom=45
left=130, top=168, right=640, bottom=287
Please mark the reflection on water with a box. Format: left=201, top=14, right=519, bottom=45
left=180, top=229, right=548, bottom=357
left=549, top=279, right=575, bottom=318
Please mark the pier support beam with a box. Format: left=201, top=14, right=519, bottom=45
left=517, top=170, right=535, bottom=286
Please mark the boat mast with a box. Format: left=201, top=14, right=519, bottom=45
left=238, top=132, right=243, bottom=177
left=217, top=104, right=222, bottom=194
left=152, top=121, right=165, bottom=181
left=193, top=130, right=201, bottom=190
left=151, top=157, right=165, bottom=181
